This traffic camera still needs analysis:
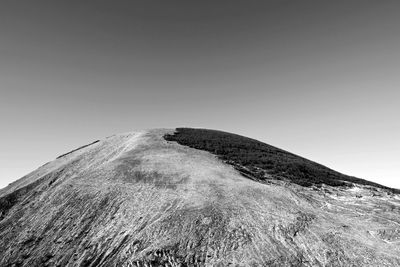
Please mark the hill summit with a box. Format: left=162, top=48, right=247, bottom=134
left=1, top=128, right=399, bottom=266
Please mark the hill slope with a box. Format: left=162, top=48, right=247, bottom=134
left=165, top=128, right=399, bottom=191
left=0, top=128, right=399, bottom=266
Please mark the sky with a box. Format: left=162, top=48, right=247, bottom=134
left=1, top=1, right=399, bottom=189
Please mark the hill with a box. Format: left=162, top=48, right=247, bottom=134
left=0, top=128, right=399, bottom=266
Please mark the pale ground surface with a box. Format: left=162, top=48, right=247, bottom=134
left=0, top=129, right=399, bottom=266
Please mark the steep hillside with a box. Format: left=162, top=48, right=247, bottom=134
left=0, top=129, right=399, bottom=266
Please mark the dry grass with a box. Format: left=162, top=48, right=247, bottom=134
left=0, top=129, right=399, bottom=266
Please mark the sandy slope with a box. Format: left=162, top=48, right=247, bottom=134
left=0, top=129, right=399, bottom=266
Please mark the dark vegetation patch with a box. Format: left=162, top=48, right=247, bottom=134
left=283, top=212, right=316, bottom=239
left=114, top=156, right=189, bottom=189
left=140, top=244, right=188, bottom=267
left=56, top=140, right=100, bottom=159
left=129, top=171, right=190, bottom=190
left=164, top=128, right=400, bottom=193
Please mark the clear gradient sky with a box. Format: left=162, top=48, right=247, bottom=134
left=1, top=1, right=399, bottom=189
